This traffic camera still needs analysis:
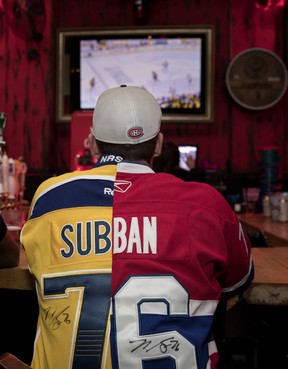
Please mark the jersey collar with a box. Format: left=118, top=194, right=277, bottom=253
left=95, top=154, right=123, bottom=167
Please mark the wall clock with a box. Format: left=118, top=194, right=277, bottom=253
left=226, top=48, right=288, bottom=110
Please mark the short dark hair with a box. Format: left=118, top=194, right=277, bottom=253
left=153, top=141, right=180, bottom=172
left=96, top=135, right=159, bottom=162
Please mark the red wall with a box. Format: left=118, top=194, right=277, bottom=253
left=0, top=0, right=287, bottom=176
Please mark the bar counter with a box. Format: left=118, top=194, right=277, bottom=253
left=1, top=244, right=288, bottom=307
left=0, top=249, right=37, bottom=364
left=1, top=236, right=288, bottom=367
left=1, top=215, right=288, bottom=368
left=238, top=213, right=288, bottom=247
left=244, top=247, right=288, bottom=305
left=0, top=247, right=34, bottom=290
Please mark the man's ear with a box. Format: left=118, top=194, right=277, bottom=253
left=153, top=132, right=164, bottom=158
left=88, top=133, right=100, bottom=156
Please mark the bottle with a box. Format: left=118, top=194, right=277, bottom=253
left=0, top=112, right=6, bottom=202
left=2, top=151, right=9, bottom=197
left=262, top=195, right=271, bottom=217
left=0, top=155, right=3, bottom=200
left=8, top=158, right=16, bottom=201
left=234, top=203, right=242, bottom=214
left=278, top=198, right=288, bottom=222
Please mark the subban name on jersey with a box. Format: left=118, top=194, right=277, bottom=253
left=60, top=216, right=157, bottom=257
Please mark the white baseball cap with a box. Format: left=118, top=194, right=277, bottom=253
left=92, top=85, right=162, bottom=144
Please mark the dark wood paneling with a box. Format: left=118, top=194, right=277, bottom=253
left=0, top=0, right=287, bottom=176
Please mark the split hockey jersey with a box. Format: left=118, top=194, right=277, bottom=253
left=21, top=155, right=253, bottom=369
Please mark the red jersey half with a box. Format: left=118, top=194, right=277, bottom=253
left=110, top=161, right=253, bottom=369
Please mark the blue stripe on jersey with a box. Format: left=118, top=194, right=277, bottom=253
left=44, top=272, right=111, bottom=369
left=140, top=313, right=212, bottom=369
left=30, top=178, right=114, bottom=219
left=110, top=313, right=212, bottom=369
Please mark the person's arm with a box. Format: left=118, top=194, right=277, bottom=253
left=0, top=216, right=20, bottom=268
left=185, top=154, right=196, bottom=170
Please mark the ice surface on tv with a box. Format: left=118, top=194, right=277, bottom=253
left=80, top=38, right=202, bottom=110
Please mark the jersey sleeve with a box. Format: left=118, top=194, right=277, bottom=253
left=218, top=213, right=254, bottom=296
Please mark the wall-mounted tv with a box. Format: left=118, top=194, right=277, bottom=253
left=56, top=26, right=214, bottom=124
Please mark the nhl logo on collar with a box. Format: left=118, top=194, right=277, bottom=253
left=127, top=126, right=144, bottom=140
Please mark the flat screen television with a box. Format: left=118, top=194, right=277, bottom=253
left=56, top=26, right=214, bottom=124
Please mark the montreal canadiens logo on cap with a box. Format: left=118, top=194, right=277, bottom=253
left=127, top=126, right=144, bottom=139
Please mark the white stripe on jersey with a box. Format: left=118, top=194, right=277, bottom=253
left=139, top=299, right=218, bottom=316
left=222, top=255, right=253, bottom=293
left=118, top=161, right=155, bottom=174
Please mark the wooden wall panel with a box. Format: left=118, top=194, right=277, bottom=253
left=0, top=0, right=53, bottom=171
left=230, top=0, right=288, bottom=174
left=0, top=0, right=287, bottom=177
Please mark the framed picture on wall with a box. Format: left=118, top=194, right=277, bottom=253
left=56, top=26, right=215, bottom=124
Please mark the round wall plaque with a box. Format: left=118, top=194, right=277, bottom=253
left=226, top=48, right=288, bottom=110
